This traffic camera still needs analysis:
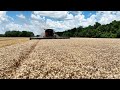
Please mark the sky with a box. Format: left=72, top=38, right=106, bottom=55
left=0, top=11, right=120, bottom=35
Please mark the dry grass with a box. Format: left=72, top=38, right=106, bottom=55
left=0, top=38, right=120, bottom=79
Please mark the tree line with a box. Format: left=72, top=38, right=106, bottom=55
left=56, top=20, right=120, bottom=38
left=0, top=31, right=34, bottom=37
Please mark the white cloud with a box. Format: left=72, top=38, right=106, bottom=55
left=33, top=11, right=68, bottom=19
left=46, top=19, right=69, bottom=31
left=65, top=13, right=74, bottom=20
left=95, top=11, right=120, bottom=24
left=0, top=11, right=6, bottom=17
left=0, top=11, right=11, bottom=34
left=16, top=14, right=25, bottom=19
left=69, top=11, right=82, bottom=15
left=0, top=11, right=8, bottom=22
left=83, top=14, right=97, bottom=27
left=31, top=14, right=43, bottom=20
left=5, top=22, right=23, bottom=31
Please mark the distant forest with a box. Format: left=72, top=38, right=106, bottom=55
left=56, top=20, right=120, bottom=38
left=0, top=31, right=34, bottom=37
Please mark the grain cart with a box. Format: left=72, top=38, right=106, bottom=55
left=30, top=29, right=70, bottom=40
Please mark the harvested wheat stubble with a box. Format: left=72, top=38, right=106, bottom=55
left=0, top=40, right=38, bottom=79
left=1, top=38, right=120, bottom=79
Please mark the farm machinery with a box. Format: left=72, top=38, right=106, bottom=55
left=30, top=29, right=70, bottom=40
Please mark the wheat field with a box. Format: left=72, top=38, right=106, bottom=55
left=0, top=37, right=29, bottom=48
left=0, top=37, right=120, bottom=79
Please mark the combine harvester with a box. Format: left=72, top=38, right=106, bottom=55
left=30, top=29, right=70, bottom=40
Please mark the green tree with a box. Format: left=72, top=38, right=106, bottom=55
left=94, top=22, right=101, bottom=29
left=42, top=20, right=120, bottom=38
left=117, top=29, right=120, bottom=38
left=5, top=30, right=34, bottom=37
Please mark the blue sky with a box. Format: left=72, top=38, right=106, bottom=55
left=0, top=11, right=120, bottom=35
left=7, top=11, right=31, bottom=19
